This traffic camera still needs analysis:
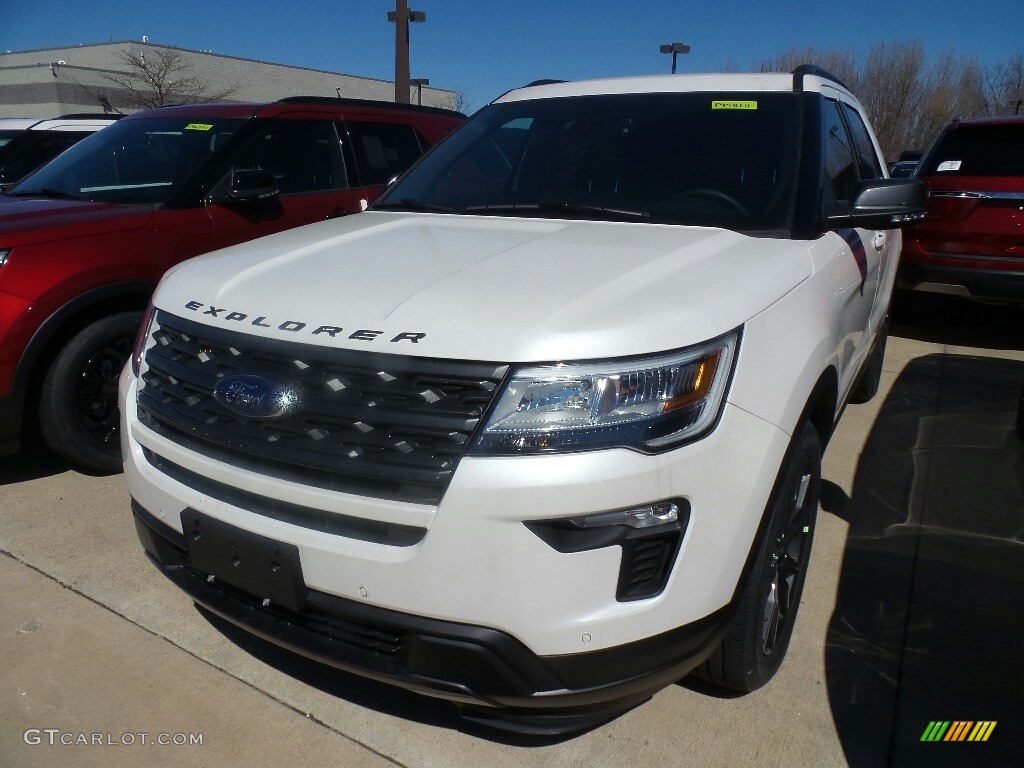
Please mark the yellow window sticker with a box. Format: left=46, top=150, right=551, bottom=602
left=712, top=100, right=758, bottom=110
left=184, top=123, right=214, bottom=131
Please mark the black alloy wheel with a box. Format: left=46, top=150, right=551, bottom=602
left=39, top=311, right=142, bottom=473
left=697, top=420, right=821, bottom=692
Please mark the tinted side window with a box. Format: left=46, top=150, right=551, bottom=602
left=345, top=122, right=424, bottom=186
left=842, top=103, right=883, bottom=180
left=822, top=100, right=858, bottom=203
left=228, top=119, right=348, bottom=194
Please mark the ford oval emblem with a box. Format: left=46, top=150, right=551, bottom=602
left=212, top=375, right=299, bottom=419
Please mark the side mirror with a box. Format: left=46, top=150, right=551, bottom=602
left=221, top=168, right=279, bottom=204
left=827, top=178, right=927, bottom=229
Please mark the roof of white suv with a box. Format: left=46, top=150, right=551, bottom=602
left=495, top=70, right=853, bottom=103
left=23, top=114, right=121, bottom=131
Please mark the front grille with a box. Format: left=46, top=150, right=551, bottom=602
left=138, top=311, right=508, bottom=504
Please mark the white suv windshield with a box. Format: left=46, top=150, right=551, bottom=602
left=377, top=91, right=803, bottom=233
left=9, top=116, right=245, bottom=204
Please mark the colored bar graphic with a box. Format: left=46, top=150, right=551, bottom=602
left=944, top=721, right=973, bottom=741
left=920, top=720, right=996, bottom=742
left=968, top=722, right=997, bottom=742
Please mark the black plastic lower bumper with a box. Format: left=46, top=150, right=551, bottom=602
left=132, top=499, right=731, bottom=734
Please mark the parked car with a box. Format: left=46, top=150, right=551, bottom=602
left=0, top=118, right=39, bottom=147
left=0, top=97, right=465, bottom=471
left=897, top=149, right=924, bottom=163
left=899, top=116, right=1024, bottom=302
left=888, top=160, right=918, bottom=178
left=0, top=114, right=121, bottom=190
left=120, top=66, right=924, bottom=733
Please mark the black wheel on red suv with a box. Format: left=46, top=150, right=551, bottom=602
left=1017, top=379, right=1024, bottom=440
left=38, top=312, right=142, bottom=473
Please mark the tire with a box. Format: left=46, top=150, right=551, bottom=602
left=1017, top=379, right=1024, bottom=441
left=849, top=325, right=887, bottom=404
left=39, top=311, right=142, bottom=473
left=698, top=421, right=822, bottom=692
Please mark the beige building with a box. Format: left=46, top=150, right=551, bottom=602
left=0, top=41, right=455, bottom=118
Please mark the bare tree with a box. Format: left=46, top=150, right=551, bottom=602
left=449, top=87, right=473, bottom=114
left=909, top=51, right=986, bottom=150
left=102, top=47, right=236, bottom=109
left=857, top=42, right=927, bottom=160
left=757, top=47, right=862, bottom=93
left=757, top=43, right=1002, bottom=159
left=983, top=52, right=1024, bottom=116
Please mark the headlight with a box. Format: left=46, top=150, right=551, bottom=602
left=131, top=302, right=157, bottom=377
left=471, top=330, right=739, bottom=455
left=0, top=248, right=10, bottom=268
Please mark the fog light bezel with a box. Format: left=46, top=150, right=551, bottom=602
left=525, top=499, right=690, bottom=601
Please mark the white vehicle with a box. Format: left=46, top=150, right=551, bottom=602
left=120, top=66, right=924, bottom=733
left=0, top=113, right=120, bottom=188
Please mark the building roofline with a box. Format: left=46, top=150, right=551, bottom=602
left=0, top=40, right=455, bottom=96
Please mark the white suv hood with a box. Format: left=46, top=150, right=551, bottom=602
left=157, top=211, right=811, bottom=362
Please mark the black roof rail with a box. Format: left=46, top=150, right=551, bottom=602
left=490, top=79, right=567, bottom=105
left=274, top=95, right=464, bottom=118
left=792, top=64, right=849, bottom=92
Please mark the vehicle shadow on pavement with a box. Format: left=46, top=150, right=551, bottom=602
left=821, top=352, right=1024, bottom=768
left=890, top=292, right=1024, bottom=352
left=0, top=441, right=72, bottom=485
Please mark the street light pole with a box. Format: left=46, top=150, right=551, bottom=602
left=388, top=0, right=426, bottom=104
left=659, top=42, right=691, bottom=74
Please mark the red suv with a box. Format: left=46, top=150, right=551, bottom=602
left=0, top=97, right=464, bottom=471
left=899, top=116, right=1024, bottom=302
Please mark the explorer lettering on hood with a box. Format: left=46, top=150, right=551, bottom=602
left=182, top=300, right=426, bottom=344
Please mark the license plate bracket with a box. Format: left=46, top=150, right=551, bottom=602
left=182, top=509, right=307, bottom=612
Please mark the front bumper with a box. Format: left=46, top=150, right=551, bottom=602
left=133, top=500, right=730, bottom=733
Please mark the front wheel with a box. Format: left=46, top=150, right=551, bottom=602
left=697, top=421, right=822, bottom=692
left=39, top=312, right=142, bottom=473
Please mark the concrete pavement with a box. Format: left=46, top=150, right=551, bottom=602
left=2, top=292, right=1022, bottom=768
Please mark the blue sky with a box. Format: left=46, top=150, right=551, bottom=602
left=2, top=1, right=1021, bottom=111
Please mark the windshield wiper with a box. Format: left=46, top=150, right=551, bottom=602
left=461, top=202, right=650, bottom=220
left=372, top=198, right=453, bottom=213
left=7, top=187, right=91, bottom=201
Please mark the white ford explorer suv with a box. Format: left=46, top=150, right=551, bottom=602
left=120, top=66, right=925, bottom=734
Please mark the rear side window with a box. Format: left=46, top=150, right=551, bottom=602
left=921, top=123, right=1024, bottom=176
left=345, top=122, right=424, bottom=186
left=227, top=119, right=348, bottom=194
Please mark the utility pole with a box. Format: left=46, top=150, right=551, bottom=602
left=388, top=0, right=426, bottom=104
